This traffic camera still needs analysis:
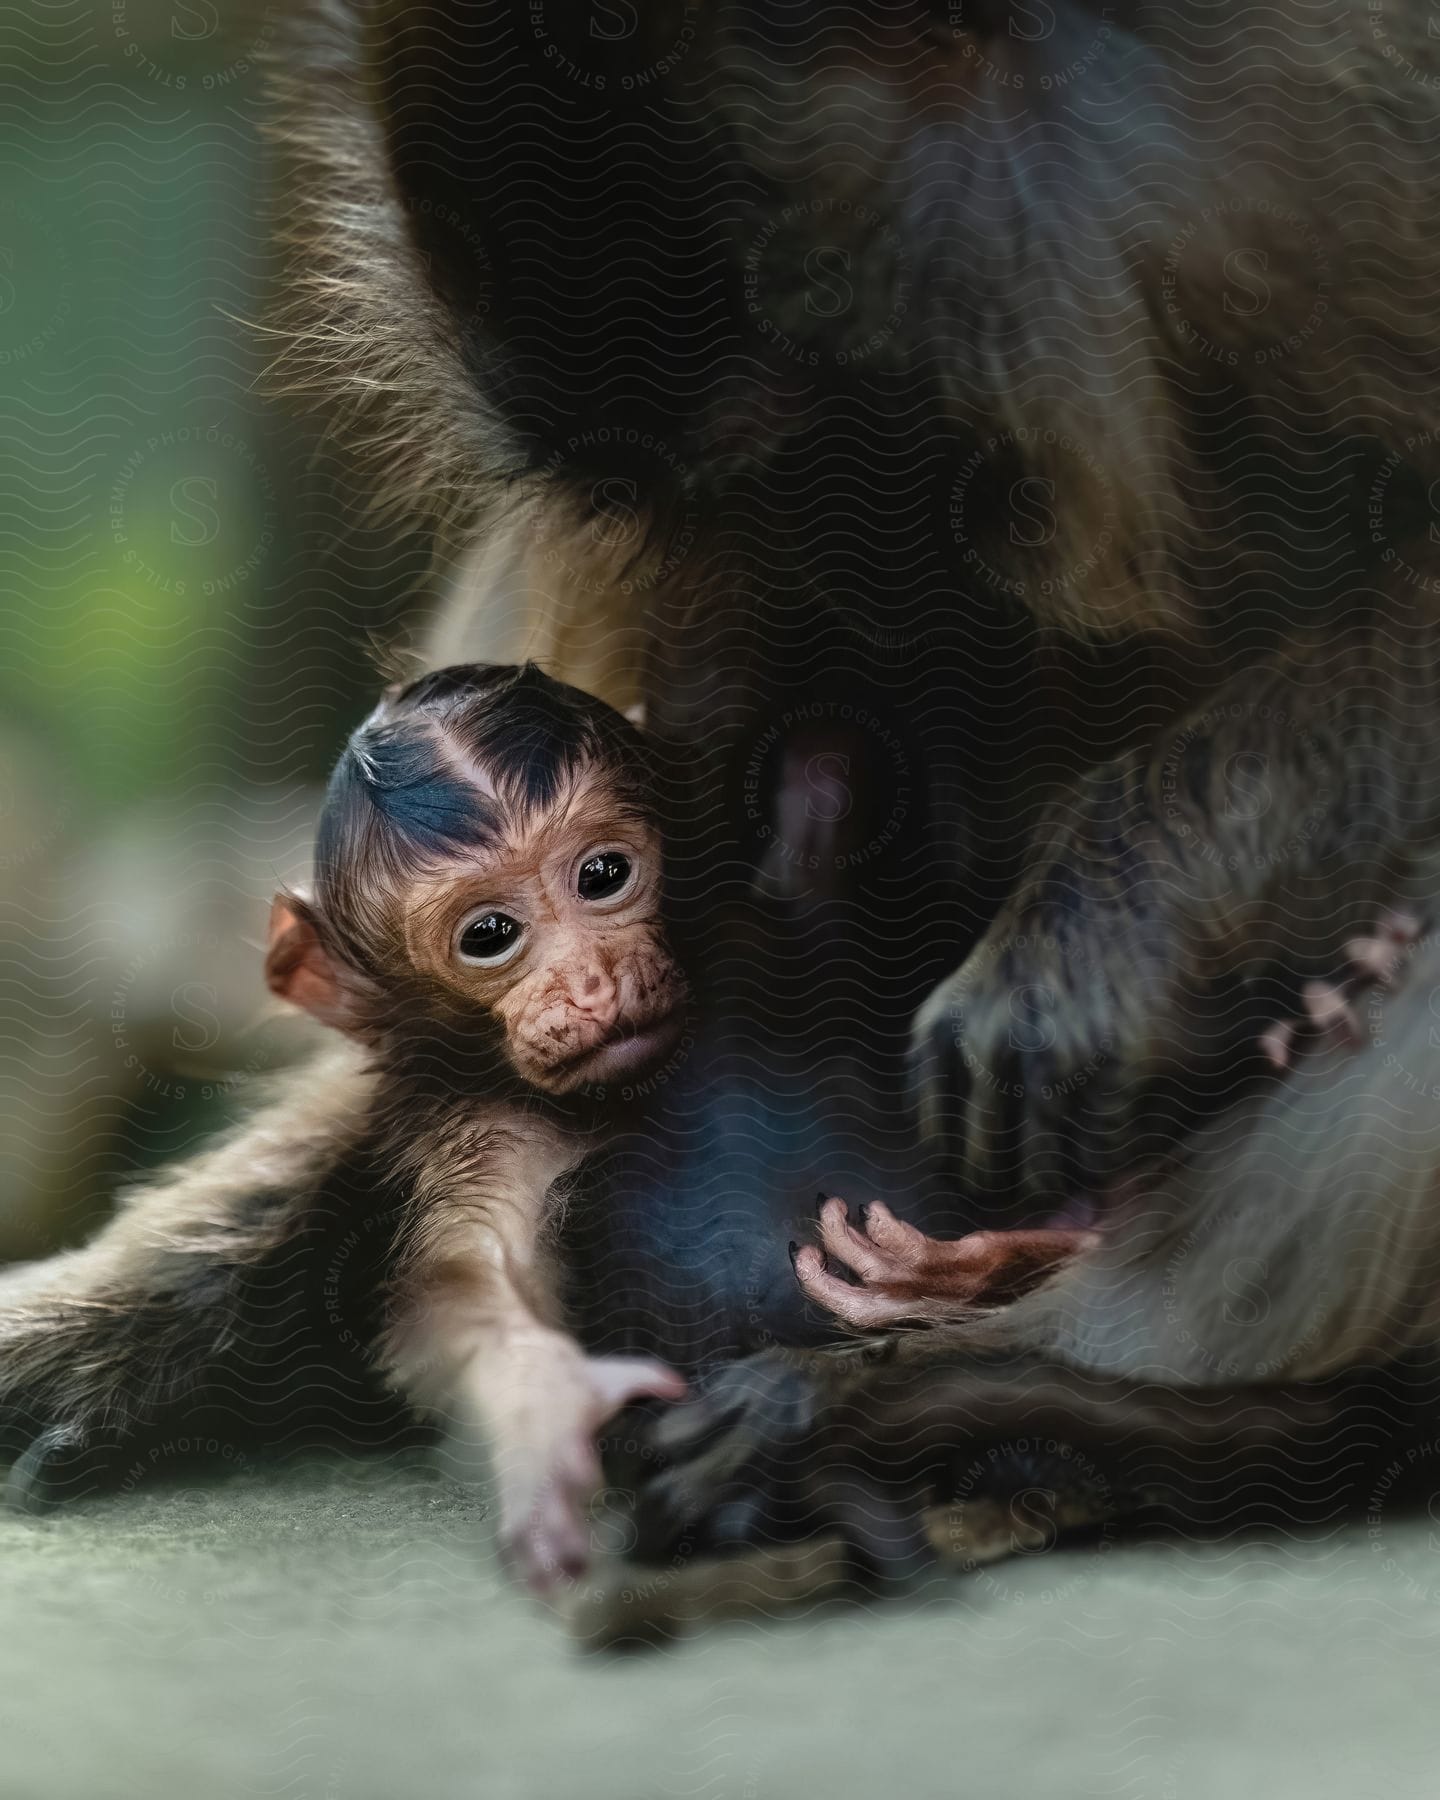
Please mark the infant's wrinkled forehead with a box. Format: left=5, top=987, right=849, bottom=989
left=402, top=785, right=648, bottom=925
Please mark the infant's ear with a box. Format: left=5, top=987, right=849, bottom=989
left=623, top=702, right=646, bottom=731
left=265, top=894, right=354, bottom=1032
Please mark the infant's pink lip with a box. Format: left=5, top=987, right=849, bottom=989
left=572, top=1008, right=685, bottom=1079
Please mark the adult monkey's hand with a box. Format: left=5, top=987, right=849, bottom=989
left=911, top=613, right=1440, bottom=1203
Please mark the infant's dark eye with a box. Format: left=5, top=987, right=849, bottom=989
left=458, top=912, right=523, bottom=963
left=577, top=852, right=632, bottom=901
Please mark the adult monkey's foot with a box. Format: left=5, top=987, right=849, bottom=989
left=792, top=1196, right=1098, bottom=1329
left=629, top=1341, right=1164, bottom=1582
left=626, top=1338, right=1386, bottom=1599
left=629, top=1341, right=938, bottom=1584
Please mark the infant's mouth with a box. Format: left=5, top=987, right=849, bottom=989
left=574, top=1007, right=685, bottom=1077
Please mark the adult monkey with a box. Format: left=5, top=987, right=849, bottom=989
left=272, top=2, right=1440, bottom=1579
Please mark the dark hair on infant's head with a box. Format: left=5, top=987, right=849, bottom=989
left=314, top=662, right=653, bottom=974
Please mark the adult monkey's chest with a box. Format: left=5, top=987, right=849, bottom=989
left=556, top=1027, right=956, bottom=1373
left=552, top=641, right=991, bottom=1371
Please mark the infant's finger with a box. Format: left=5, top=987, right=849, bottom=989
left=588, top=1356, right=689, bottom=1416
left=793, top=1244, right=863, bottom=1306
left=794, top=1254, right=914, bottom=1328
left=1301, top=980, right=1362, bottom=1046
left=791, top=1241, right=829, bottom=1293
left=816, top=1197, right=886, bottom=1278
left=1380, top=908, right=1423, bottom=945
left=855, top=1200, right=925, bottom=1262
left=1259, top=1019, right=1295, bottom=1071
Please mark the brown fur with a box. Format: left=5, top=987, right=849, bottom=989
left=0, top=1044, right=376, bottom=1452
left=256, top=1, right=1440, bottom=1603
left=0, top=667, right=688, bottom=1590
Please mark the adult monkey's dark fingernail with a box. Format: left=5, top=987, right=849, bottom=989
left=815, top=1190, right=828, bottom=1216
left=858, top=1201, right=872, bottom=1230
left=788, top=1240, right=800, bottom=1266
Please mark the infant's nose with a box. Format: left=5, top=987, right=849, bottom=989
left=572, top=965, right=618, bottom=1016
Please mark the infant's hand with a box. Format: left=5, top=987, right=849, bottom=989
left=461, top=1337, right=686, bottom=1592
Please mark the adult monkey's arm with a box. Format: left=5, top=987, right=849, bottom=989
left=912, top=599, right=1440, bottom=1199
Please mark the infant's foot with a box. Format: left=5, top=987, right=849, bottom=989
left=792, top=1195, right=1097, bottom=1330
left=1259, top=909, right=1422, bottom=1071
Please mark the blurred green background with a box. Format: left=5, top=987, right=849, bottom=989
left=0, top=0, right=430, bottom=1257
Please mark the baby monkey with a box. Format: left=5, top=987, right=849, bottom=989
left=272, top=661, right=696, bottom=1580
left=0, top=664, right=688, bottom=1587
left=0, top=661, right=1106, bottom=1590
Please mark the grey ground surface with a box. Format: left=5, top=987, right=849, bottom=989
left=4, top=1458, right=1439, bottom=1800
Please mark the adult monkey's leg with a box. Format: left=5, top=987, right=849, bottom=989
left=576, top=1345, right=1405, bottom=1645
